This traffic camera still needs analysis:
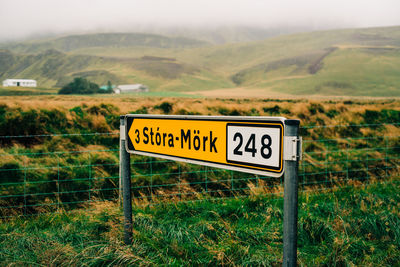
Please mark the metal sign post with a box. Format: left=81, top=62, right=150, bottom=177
left=283, top=119, right=301, bottom=267
left=120, top=116, right=132, bottom=245
left=119, top=115, right=301, bottom=263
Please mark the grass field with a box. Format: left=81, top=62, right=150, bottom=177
left=0, top=94, right=399, bottom=265
left=1, top=179, right=399, bottom=266
left=0, top=86, right=58, bottom=96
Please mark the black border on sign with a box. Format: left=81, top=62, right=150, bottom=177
left=225, top=123, right=283, bottom=171
left=125, top=115, right=284, bottom=174
left=126, top=116, right=135, bottom=152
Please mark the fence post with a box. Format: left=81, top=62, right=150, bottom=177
left=23, top=159, right=27, bottom=216
left=88, top=152, right=91, bottom=202
left=120, top=116, right=133, bottom=245
left=283, top=119, right=300, bottom=267
left=57, top=155, right=60, bottom=211
left=385, top=136, right=388, bottom=178
left=119, top=132, right=123, bottom=206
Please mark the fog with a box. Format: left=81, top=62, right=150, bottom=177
left=1, top=0, right=399, bottom=42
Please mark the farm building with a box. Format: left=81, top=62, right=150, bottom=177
left=113, top=84, right=148, bottom=94
left=2, top=79, right=37, bottom=87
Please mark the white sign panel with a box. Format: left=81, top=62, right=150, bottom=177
left=227, top=124, right=281, bottom=169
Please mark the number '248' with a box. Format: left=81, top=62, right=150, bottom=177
left=233, top=133, right=272, bottom=159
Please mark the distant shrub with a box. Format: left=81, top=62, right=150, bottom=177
left=176, top=109, right=188, bottom=115
left=218, top=107, right=229, bottom=115
left=58, top=77, right=102, bottom=95
left=308, top=103, right=325, bottom=115
left=338, top=124, right=363, bottom=138
left=154, top=102, right=173, bottom=114
left=263, top=105, right=281, bottom=115
left=247, top=108, right=260, bottom=116
left=70, top=106, right=86, bottom=118
left=217, top=107, right=244, bottom=116
left=87, top=104, right=118, bottom=116
left=229, top=109, right=241, bottom=116
left=363, top=110, right=380, bottom=128
left=99, top=103, right=119, bottom=114
left=326, top=109, right=339, bottom=118
left=316, top=117, right=325, bottom=126
left=133, top=106, right=148, bottom=114
left=363, top=109, right=400, bottom=125
left=298, top=113, right=308, bottom=120
left=175, top=109, right=201, bottom=115
left=87, top=106, right=102, bottom=115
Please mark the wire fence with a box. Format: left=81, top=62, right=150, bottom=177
left=0, top=123, right=399, bottom=218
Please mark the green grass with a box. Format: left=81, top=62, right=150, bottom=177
left=1, top=180, right=399, bottom=266
left=0, top=99, right=399, bottom=216
left=0, top=98, right=399, bottom=265
left=0, top=86, right=57, bottom=96
left=114, top=91, right=200, bottom=97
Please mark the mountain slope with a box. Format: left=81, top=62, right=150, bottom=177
left=1, top=26, right=400, bottom=96
left=1, top=33, right=209, bottom=54
left=186, top=26, right=400, bottom=96
left=0, top=49, right=232, bottom=90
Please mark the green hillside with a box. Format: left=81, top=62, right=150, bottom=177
left=1, top=33, right=209, bottom=54
left=0, top=49, right=231, bottom=90
left=1, top=26, right=400, bottom=96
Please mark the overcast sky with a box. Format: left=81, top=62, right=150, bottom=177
left=0, top=0, right=399, bottom=42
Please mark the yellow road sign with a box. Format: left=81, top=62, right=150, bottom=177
left=125, top=115, right=285, bottom=176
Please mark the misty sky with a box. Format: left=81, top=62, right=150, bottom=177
left=1, top=0, right=399, bottom=41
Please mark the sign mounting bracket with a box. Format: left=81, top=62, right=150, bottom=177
left=283, top=136, right=302, bottom=161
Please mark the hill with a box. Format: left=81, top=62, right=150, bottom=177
left=0, top=48, right=230, bottom=90
left=132, top=25, right=312, bottom=44
left=1, top=26, right=400, bottom=96
left=215, top=26, right=400, bottom=96
left=0, top=32, right=209, bottom=54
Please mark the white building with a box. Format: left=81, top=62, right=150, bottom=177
left=2, top=79, right=37, bottom=87
left=113, top=84, right=148, bottom=94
